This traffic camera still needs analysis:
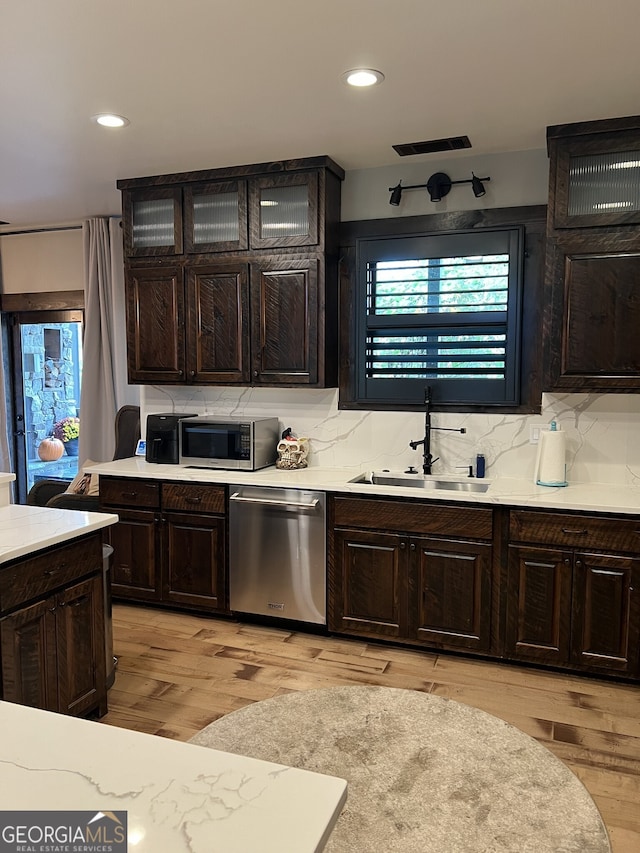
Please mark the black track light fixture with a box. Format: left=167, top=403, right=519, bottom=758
left=388, top=172, right=491, bottom=206
left=426, top=172, right=452, bottom=202
left=471, top=173, right=487, bottom=198
left=389, top=182, right=403, bottom=206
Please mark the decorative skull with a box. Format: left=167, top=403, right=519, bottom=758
left=276, top=437, right=310, bottom=469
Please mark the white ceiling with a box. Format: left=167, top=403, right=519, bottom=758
left=2, top=0, right=640, bottom=227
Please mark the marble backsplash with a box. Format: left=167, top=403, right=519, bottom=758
left=141, top=386, right=640, bottom=486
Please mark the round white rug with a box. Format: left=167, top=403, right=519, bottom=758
left=190, top=686, right=610, bottom=853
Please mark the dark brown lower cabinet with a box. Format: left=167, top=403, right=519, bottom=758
left=0, top=535, right=107, bottom=718
left=106, top=508, right=161, bottom=601
left=409, top=536, right=492, bottom=652
left=329, top=497, right=494, bottom=654
left=507, top=511, right=640, bottom=677
left=331, top=529, right=405, bottom=639
left=163, top=511, right=225, bottom=610
left=100, top=477, right=228, bottom=614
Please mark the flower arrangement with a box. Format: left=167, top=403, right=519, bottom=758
left=52, top=416, right=80, bottom=442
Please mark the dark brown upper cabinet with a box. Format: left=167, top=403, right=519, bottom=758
left=548, top=116, right=640, bottom=229
left=184, top=180, right=248, bottom=253
left=186, top=261, right=250, bottom=384
left=122, top=187, right=183, bottom=257
left=248, top=172, right=319, bottom=249
left=250, top=257, right=318, bottom=384
left=118, top=157, right=343, bottom=388
left=125, top=262, right=186, bottom=384
left=543, top=115, right=640, bottom=392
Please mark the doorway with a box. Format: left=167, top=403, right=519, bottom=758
left=7, top=309, right=84, bottom=502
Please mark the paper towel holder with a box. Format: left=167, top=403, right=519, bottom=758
left=533, top=421, right=568, bottom=487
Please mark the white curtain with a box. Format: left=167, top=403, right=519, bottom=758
left=0, top=332, right=12, bottom=481
left=109, top=218, right=139, bottom=409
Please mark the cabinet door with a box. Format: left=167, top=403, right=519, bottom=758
left=248, top=172, right=319, bottom=249
left=105, top=508, right=161, bottom=602
left=409, top=537, right=492, bottom=652
left=185, top=262, right=250, bottom=383
left=505, top=545, right=573, bottom=665
left=162, top=512, right=227, bottom=612
left=125, top=264, right=186, bottom=383
left=544, top=233, right=640, bottom=391
left=0, top=597, right=58, bottom=711
left=571, top=552, right=640, bottom=675
left=184, top=180, right=248, bottom=253
left=549, top=127, right=640, bottom=229
left=56, top=575, right=106, bottom=717
left=329, top=529, right=406, bottom=638
left=250, top=257, right=318, bottom=384
left=122, top=187, right=183, bottom=256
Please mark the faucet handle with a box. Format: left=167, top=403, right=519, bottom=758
left=456, top=465, right=474, bottom=478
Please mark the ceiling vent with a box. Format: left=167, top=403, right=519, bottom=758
left=392, top=136, right=472, bottom=157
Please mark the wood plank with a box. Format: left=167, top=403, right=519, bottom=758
left=101, top=604, right=640, bottom=853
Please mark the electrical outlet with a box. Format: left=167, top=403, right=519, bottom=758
left=529, top=425, right=542, bottom=444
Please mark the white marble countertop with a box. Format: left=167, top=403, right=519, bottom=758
left=0, top=700, right=347, bottom=853
left=0, top=471, right=15, bottom=508
left=0, top=504, right=118, bottom=564
left=88, top=457, right=640, bottom=515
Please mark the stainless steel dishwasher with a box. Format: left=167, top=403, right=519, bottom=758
left=229, top=485, right=326, bottom=625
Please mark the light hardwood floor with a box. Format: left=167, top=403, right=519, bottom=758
left=102, top=603, right=640, bottom=852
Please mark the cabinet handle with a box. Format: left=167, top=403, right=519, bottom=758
left=253, top=370, right=258, bottom=377
left=564, top=558, right=571, bottom=565
left=561, top=528, right=588, bottom=535
left=48, top=605, right=57, bottom=613
left=400, top=542, right=406, bottom=550
left=121, top=492, right=138, bottom=499
left=575, top=560, right=582, bottom=567
left=186, top=496, right=202, bottom=504
left=69, top=596, right=88, bottom=607
left=410, top=543, right=416, bottom=551
left=44, top=564, right=67, bottom=577
left=190, top=370, right=195, bottom=377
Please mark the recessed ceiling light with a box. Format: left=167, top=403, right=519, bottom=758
left=93, top=113, right=130, bottom=128
left=342, top=68, right=384, bottom=88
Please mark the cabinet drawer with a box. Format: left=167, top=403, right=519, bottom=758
left=333, top=497, right=493, bottom=540
left=100, top=477, right=160, bottom=509
left=162, top=483, right=226, bottom=514
left=509, top=510, right=640, bottom=551
left=0, top=535, right=102, bottom=613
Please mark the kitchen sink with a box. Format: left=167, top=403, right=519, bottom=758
left=349, top=471, right=490, bottom=494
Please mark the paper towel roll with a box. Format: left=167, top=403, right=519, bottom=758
left=534, top=427, right=568, bottom=487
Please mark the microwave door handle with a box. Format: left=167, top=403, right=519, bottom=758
left=229, top=492, right=319, bottom=510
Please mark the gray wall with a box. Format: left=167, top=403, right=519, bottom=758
left=341, top=149, right=549, bottom=221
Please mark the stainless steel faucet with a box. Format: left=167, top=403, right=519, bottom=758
left=409, top=386, right=466, bottom=475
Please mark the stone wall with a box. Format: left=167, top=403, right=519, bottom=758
left=22, top=323, right=79, bottom=460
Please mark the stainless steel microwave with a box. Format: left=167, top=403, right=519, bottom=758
left=179, top=416, right=279, bottom=470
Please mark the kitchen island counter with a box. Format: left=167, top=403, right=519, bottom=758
left=0, top=699, right=347, bottom=853
left=0, top=502, right=118, bottom=564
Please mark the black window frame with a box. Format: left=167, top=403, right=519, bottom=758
left=338, top=206, right=546, bottom=414
left=357, top=227, right=523, bottom=407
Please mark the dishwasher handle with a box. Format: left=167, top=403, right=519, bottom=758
left=230, top=492, right=319, bottom=510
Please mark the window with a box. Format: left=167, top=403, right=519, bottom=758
left=355, top=227, right=524, bottom=407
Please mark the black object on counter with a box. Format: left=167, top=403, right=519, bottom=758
left=476, top=454, right=486, bottom=478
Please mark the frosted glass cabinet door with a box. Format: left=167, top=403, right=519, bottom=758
left=122, top=188, right=183, bottom=256
left=249, top=172, right=319, bottom=248
left=551, top=128, right=640, bottom=228
left=184, top=180, right=248, bottom=253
